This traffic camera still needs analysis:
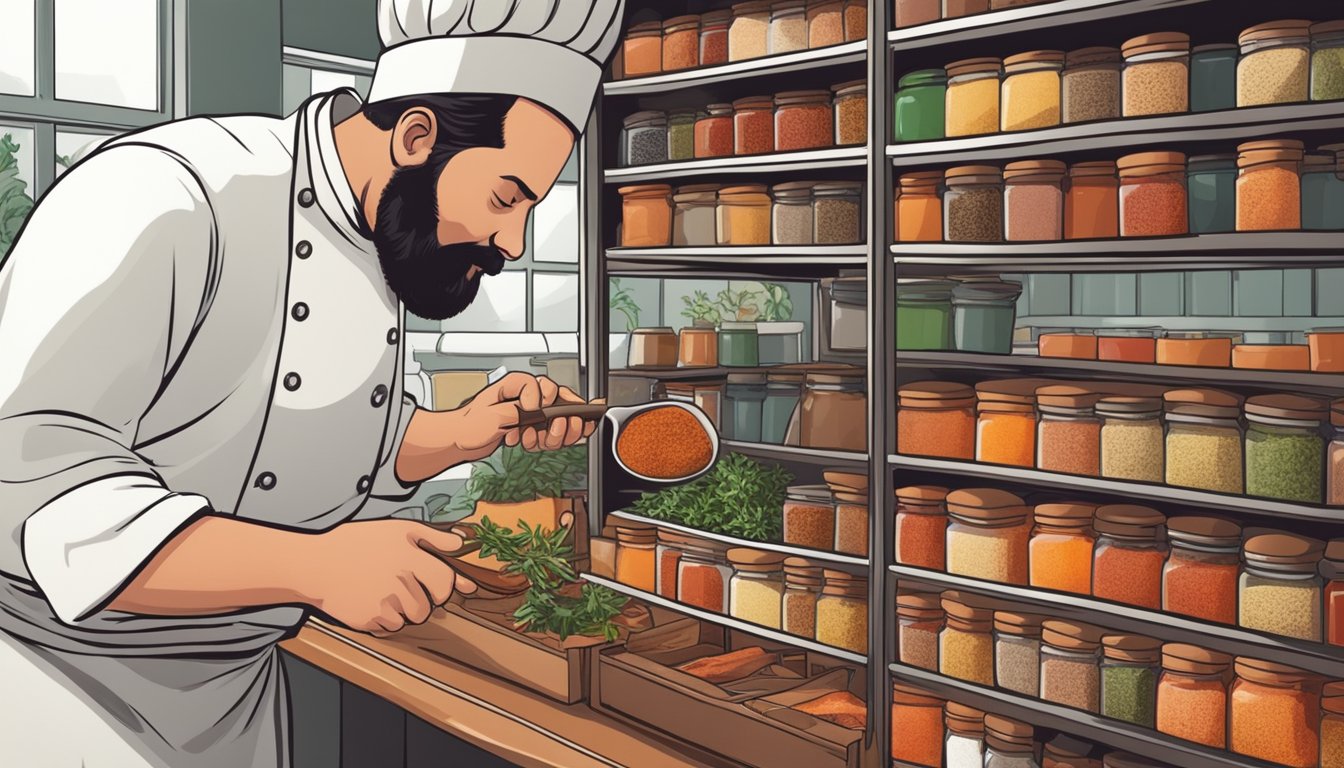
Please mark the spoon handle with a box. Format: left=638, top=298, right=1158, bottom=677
left=511, top=403, right=609, bottom=429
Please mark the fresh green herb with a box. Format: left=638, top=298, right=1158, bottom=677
left=679, top=289, right=721, bottom=326
left=715, top=287, right=760, bottom=322
left=608, top=277, right=641, bottom=333
left=759, top=283, right=795, bottom=322
left=436, top=445, right=588, bottom=519
left=628, top=452, right=791, bottom=541
left=0, top=133, right=36, bottom=267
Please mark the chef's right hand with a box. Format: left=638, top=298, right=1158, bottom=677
left=301, top=520, right=477, bottom=635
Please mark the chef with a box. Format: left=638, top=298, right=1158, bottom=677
left=0, top=0, right=625, bottom=765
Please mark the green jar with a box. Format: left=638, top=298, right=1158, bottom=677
left=718, top=322, right=760, bottom=367
left=1187, top=154, right=1237, bottom=234
left=894, top=69, right=947, bottom=142
left=1100, top=636, right=1160, bottom=728
left=668, top=110, right=697, bottom=161
left=896, top=279, right=954, bottom=350
left=951, top=280, right=1022, bottom=354
left=1312, top=21, right=1344, bottom=102
left=723, top=372, right=768, bottom=443
left=1303, top=149, right=1344, bottom=230
left=1245, top=394, right=1328, bottom=504
left=762, top=370, right=803, bottom=445
left=1190, top=44, right=1237, bottom=112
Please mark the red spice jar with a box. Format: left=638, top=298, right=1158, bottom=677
left=895, top=485, right=950, bottom=571
left=1064, top=160, right=1120, bottom=240
left=891, top=682, right=946, bottom=767
left=1118, top=151, right=1188, bottom=237
left=694, top=104, right=734, bottom=158
left=1004, top=159, right=1066, bottom=241
left=1325, top=539, right=1344, bottom=647
left=732, top=95, right=775, bottom=156
left=656, top=529, right=692, bottom=600
left=623, top=21, right=664, bottom=78
left=1036, top=384, right=1103, bottom=476
left=775, top=90, right=835, bottom=152
left=677, top=537, right=733, bottom=613
left=1097, top=328, right=1158, bottom=363
left=1163, top=516, right=1241, bottom=625
left=1158, top=643, right=1232, bottom=748
left=1236, top=139, right=1304, bottom=232
left=1230, top=657, right=1322, bottom=768
left=898, top=381, right=975, bottom=460
left=700, top=10, right=732, bottom=66
left=662, top=15, right=701, bottom=72
left=843, top=0, right=866, bottom=41
left=1092, top=504, right=1167, bottom=610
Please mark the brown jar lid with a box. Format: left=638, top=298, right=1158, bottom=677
left=1243, top=532, right=1325, bottom=566
left=831, top=78, right=867, bottom=96
left=1004, top=159, right=1067, bottom=181
left=1234, top=656, right=1320, bottom=686
left=897, top=590, right=941, bottom=612
left=823, top=568, right=864, bottom=584
left=941, top=590, right=996, bottom=622
left=899, top=380, right=975, bottom=408
left=732, top=95, right=775, bottom=111
left=983, top=714, right=1034, bottom=747
left=702, top=8, right=733, bottom=24
left=1244, top=393, right=1329, bottom=422
left=1065, top=46, right=1121, bottom=67
left=656, top=529, right=708, bottom=549
left=619, top=183, right=673, bottom=197
left=1122, top=31, right=1190, bottom=57
left=1166, top=516, right=1242, bottom=549
left=1163, top=388, right=1243, bottom=418
left=1102, top=634, right=1161, bottom=663
left=895, top=486, right=950, bottom=510
left=945, top=701, right=986, bottom=736
left=1103, top=753, right=1165, bottom=768
left=1334, top=398, right=1344, bottom=428
left=784, top=555, right=822, bottom=572
left=1326, top=539, right=1344, bottom=566
left=1117, top=151, right=1187, bottom=177
left=945, top=165, right=1004, bottom=183
left=720, top=183, right=770, bottom=197
left=1311, top=20, right=1344, bottom=37
left=1323, top=681, right=1344, bottom=714
left=899, top=170, right=943, bottom=189
left=1095, top=395, right=1162, bottom=417
left=946, top=57, right=1004, bottom=77
left=733, top=0, right=774, bottom=13
left=1004, top=50, right=1066, bottom=69
left=1238, top=139, right=1307, bottom=167
left=616, top=522, right=657, bottom=537
left=674, top=182, right=721, bottom=197
left=1162, top=643, right=1232, bottom=675
left=1094, top=505, right=1165, bottom=540
left=1036, top=384, right=1102, bottom=409
left=1042, top=620, right=1103, bottom=651
left=1239, top=19, right=1312, bottom=44
left=774, top=89, right=832, bottom=105
left=770, top=0, right=807, bottom=11
left=1034, top=502, right=1097, bottom=528
left=1070, top=160, right=1118, bottom=178
left=975, top=378, right=1051, bottom=403
left=892, top=682, right=944, bottom=706
left=626, top=20, right=664, bottom=35
left=946, top=488, right=1028, bottom=523
left=994, top=610, right=1046, bottom=637
left=1045, top=734, right=1096, bottom=761
left=824, top=469, right=869, bottom=492
left=663, top=14, right=701, bottom=29
left=727, top=547, right=786, bottom=571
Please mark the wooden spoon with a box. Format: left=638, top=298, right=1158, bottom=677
left=419, top=522, right=531, bottom=597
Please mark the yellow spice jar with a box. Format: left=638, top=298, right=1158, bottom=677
left=717, top=184, right=772, bottom=245
left=1002, top=50, right=1064, bottom=132
left=946, top=57, right=1003, bottom=137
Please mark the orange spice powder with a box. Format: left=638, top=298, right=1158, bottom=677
left=977, top=411, right=1036, bottom=467
left=1158, top=674, right=1227, bottom=747
left=617, top=406, right=713, bottom=479
left=1030, top=532, right=1094, bottom=595
left=1093, top=545, right=1164, bottom=609
left=898, top=407, right=975, bottom=460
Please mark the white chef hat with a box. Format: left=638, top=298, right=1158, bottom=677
left=369, top=0, right=626, bottom=132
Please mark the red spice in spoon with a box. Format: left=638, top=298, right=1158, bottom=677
left=617, top=406, right=713, bottom=479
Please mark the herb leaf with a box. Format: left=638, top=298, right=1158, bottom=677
left=628, top=452, right=791, bottom=541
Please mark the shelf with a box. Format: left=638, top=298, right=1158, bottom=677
left=607, top=245, right=867, bottom=278
left=888, top=455, right=1342, bottom=523
left=610, top=509, right=870, bottom=568
left=888, top=565, right=1344, bottom=678
left=603, top=42, right=866, bottom=97
left=581, top=574, right=868, bottom=665
left=885, top=102, right=1344, bottom=168
left=888, top=664, right=1280, bottom=768
left=610, top=366, right=731, bottom=381
left=722, top=440, right=871, bottom=469
left=604, top=147, right=866, bottom=184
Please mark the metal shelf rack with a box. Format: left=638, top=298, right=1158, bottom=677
left=609, top=509, right=871, bottom=568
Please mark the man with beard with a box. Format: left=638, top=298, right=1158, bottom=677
left=0, top=0, right=625, bottom=765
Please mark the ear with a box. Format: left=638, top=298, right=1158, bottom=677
left=391, top=107, right=437, bottom=169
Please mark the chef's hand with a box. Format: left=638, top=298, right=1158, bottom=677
left=457, top=372, right=596, bottom=455
left=302, top=520, right=477, bottom=636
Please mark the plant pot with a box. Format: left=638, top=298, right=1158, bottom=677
left=757, top=321, right=806, bottom=365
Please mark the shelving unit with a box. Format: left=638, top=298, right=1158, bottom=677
left=603, top=41, right=867, bottom=95
left=610, top=509, right=871, bottom=568
left=604, top=146, right=867, bottom=183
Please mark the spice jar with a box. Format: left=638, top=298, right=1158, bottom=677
left=619, top=184, right=673, bottom=247
left=1036, top=384, right=1102, bottom=477
left=946, top=488, right=1030, bottom=585
left=1236, top=139, right=1304, bottom=232
left=832, top=79, right=867, bottom=146
left=622, top=21, right=663, bottom=78
left=732, top=95, right=775, bottom=157
left=945, top=702, right=987, bottom=768
left=801, top=371, right=866, bottom=451
left=1191, top=44, right=1238, bottom=112
left=1324, top=539, right=1344, bottom=646
left=762, top=367, right=802, bottom=444
left=842, top=0, right=865, bottom=41
left=1241, top=532, right=1324, bottom=642
left=944, top=165, right=1004, bottom=242
left=783, top=484, right=835, bottom=551
left=724, top=372, right=768, bottom=442
left=946, top=58, right=1003, bottom=137
left=1313, top=20, right=1344, bottom=101
left=1245, top=394, right=1327, bottom=503
left=621, top=111, right=668, bottom=167
left=656, top=529, right=691, bottom=600
left=944, top=0, right=990, bottom=21
left=1064, top=161, right=1119, bottom=240
left=700, top=9, right=731, bottom=66
left=615, top=524, right=658, bottom=592
left=897, top=278, right=954, bottom=350
left=728, top=548, right=785, bottom=629
left=898, top=589, right=944, bottom=670
left=678, top=326, right=718, bottom=368
left=1117, top=151, right=1188, bottom=237
left=1037, top=330, right=1097, bottom=360
left=1004, top=160, right=1065, bottom=241
left=806, top=0, right=844, bottom=48
left=891, top=683, right=945, bottom=767
left=1164, top=388, right=1245, bottom=493
left=833, top=491, right=868, bottom=556
left=1096, top=329, right=1157, bottom=363
left=816, top=569, right=866, bottom=653
left=775, top=90, right=834, bottom=152
left=897, top=171, right=943, bottom=241
left=1314, top=328, right=1344, bottom=374
left=976, top=378, right=1044, bottom=468
left=1092, top=505, right=1166, bottom=610
left=717, top=321, right=760, bottom=367
left=1186, top=153, right=1237, bottom=234
left=677, top=538, right=733, bottom=613
left=769, top=0, right=808, bottom=55
left=895, top=69, right=948, bottom=142
left=694, top=104, right=734, bottom=159
left=984, top=715, right=1037, bottom=768
left=813, top=181, right=862, bottom=243
left=1333, top=400, right=1344, bottom=505
left=952, top=279, right=1021, bottom=353
left=717, top=184, right=772, bottom=246
left=729, top=1, right=771, bottom=62
left=897, top=381, right=975, bottom=459
left=940, top=590, right=996, bottom=685
left=1062, top=47, right=1121, bottom=124
left=1041, top=620, right=1103, bottom=713
left=1303, top=146, right=1344, bottom=230
left=1121, top=32, right=1190, bottom=116
left=1001, top=51, right=1064, bottom=132
left=895, top=0, right=941, bottom=29
left=667, top=110, right=697, bottom=162
left=994, top=611, right=1045, bottom=696
left=1163, top=516, right=1241, bottom=625
left=628, top=327, right=679, bottom=368
left=1157, top=643, right=1231, bottom=747
left=1157, top=331, right=1236, bottom=368
left=1101, top=635, right=1160, bottom=727
left=1238, top=20, right=1312, bottom=107
left=895, top=486, right=949, bottom=571
left=1030, top=502, right=1096, bottom=596
left=662, top=15, right=700, bottom=72
left=1323, top=681, right=1344, bottom=768
left=1230, top=656, right=1322, bottom=767
left=1098, top=395, right=1164, bottom=483
left=672, top=184, right=719, bottom=247
left=666, top=379, right=724, bottom=430
left=1043, top=735, right=1100, bottom=768
left=782, top=557, right=823, bottom=638
left=770, top=181, right=814, bottom=245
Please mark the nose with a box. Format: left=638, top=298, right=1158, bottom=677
left=492, top=216, right=527, bottom=261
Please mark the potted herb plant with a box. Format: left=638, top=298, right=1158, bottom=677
left=755, top=282, right=805, bottom=365
left=0, top=133, right=36, bottom=269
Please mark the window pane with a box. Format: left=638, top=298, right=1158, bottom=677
left=533, top=273, right=579, bottom=332
left=56, top=129, right=114, bottom=177
left=310, top=69, right=360, bottom=95
left=533, top=183, right=578, bottom=263
left=0, top=0, right=35, bottom=96
left=282, top=64, right=312, bottom=115
left=56, top=0, right=159, bottom=110
left=1, top=125, right=36, bottom=189
left=439, top=271, right=528, bottom=332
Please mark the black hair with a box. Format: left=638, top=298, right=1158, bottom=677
left=362, top=93, right=519, bottom=161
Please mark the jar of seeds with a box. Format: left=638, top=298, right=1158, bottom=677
left=1240, top=531, right=1325, bottom=642
left=1244, top=394, right=1328, bottom=504
left=620, top=111, right=668, bottom=167
left=1164, top=388, right=1245, bottom=494
left=1040, top=620, right=1103, bottom=713
left=769, top=0, right=808, bottom=55
left=944, top=165, right=1004, bottom=242
left=1313, top=21, right=1344, bottom=101
left=1001, top=50, right=1064, bottom=132
left=813, top=181, right=862, bottom=244
left=1063, top=47, right=1121, bottom=124
left=832, top=79, right=867, bottom=146
left=994, top=611, right=1044, bottom=697
left=771, top=181, right=815, bottom=245
left=1121, top=32, right=1190, bottom=116
left=1238, top=19, right=1312, bottom=107
left=1098, top=394, right=1164, bottom=483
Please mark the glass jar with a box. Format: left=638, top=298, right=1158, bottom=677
left=1121, top=32, right=1190, bottom=116
left=727, top=548, right=785, bottom=629
left=1304, top=147, right=1344, bottom=230
left=1037, top=330, right=1096, bottom=360
left=1164, top=388, right=1246, bottom=494
left=1325, top=540, right=1344, bottom=647
left=1062, top=47, right=1121, bottom=124
left=733, top=95, right=775, bottom=157
left=771, top=181, right=814, bottom=245
left=729, top=1, right=771, bottom=62
left=842, top=0, right=866, bottom=42
left=975, top=378, right=1043, bottom=467
left=1333, top=399, right=1344, bottom=504
left=1186, top=153, right=1237, bottom=234
left=984, top=715, right=1038, bottom=768
left=1002, top=50, right=1064, bottom=132
left=678, top=326, right=718, bottom=368
left=1036, top=384, right=1102, bottom=477
left=775, top=90, right=834, bottom=151
left=699, top=9, right=731, bottom=67
left=1040, top=620, right=1103, bottom=713
left=946, top=488, right=1030, bottom=585
left=1157, top=643, right=1231, bottom=747
left=782, top=484, right=835, bottom=551
left=671, top=184, right=719, bottom=247
left=1004, top=159, right=1065, bottom=241
left=1043, top=735, right=1101, bottom=768
left=896, top=171, right=943, bottom=241
left=1064, top=161, right=1119, bottom=240
left=717, top=184, right=771, bottom=246
left=1163, top=516, right=1241, bottom=625
left=1240, top=532, right=1325, bottom=642
left=619, top=184, right=673, bottom=247
left=1092, top=504, right=1167, bottom=609
left=1245, top=393, right=1327, bottom=503
left=833, top=491, right=868, bottom=556
left=694, top=104, right=734, bottom=159
left=944, top=165, right=1004, bottom=242
left=816, top=570, right=866, bottom=653
left=813, top=180, right=862, bottom=243
left=994, top=611, right=1044, bottom=696
left=717, top=320, right=760, bottom=367
left=891, top=683, right=945, bottom=768
left=1237, top=139, right=1304, bottom=232
left=1101, top=635, right=1160, bottom=727
left=944, top=0, right=990, bottom=20
left=1030, top=502, right=1096, bottom=595
left=895, top=0, right=941, bottom=29
left=940, top=591, right=996, bottom=685
left=806, top=0, right=844, bottom=49
left=1097, top=328, right=1158, bottom=364
left=897, top=278, right=954, bottom=351
left=1191, top=44, right=1238, bottom=112
left=944, top=701, right=987, bottom=768
left=801, top=371, right=866, bottom=451
left=945, top=58, right=1003, bottom=137
left=1313, top=20, right=1344, bottom=101
left=1231, top=656, right=1322, bottom=767
left=1098, top=395, right=1164, bottom=483
left=615, top=525, right=658, bottom=592
left=897, top=381, right=975, bottom=459
left=621, top=110, right=668, bottom=167
left=894, top=69, right=948, bottom=142
left=1323, top=681, right=1344, bottom=768
left=1117, top=151, right=1188, bottom=237
left=898, top=590, right=943, bottom=670
left=782, top=557, right=822, bottom=638
left=1238, top=20, right=1312, bottom=107
left=662, top=15, right=700, bottom=72
left=656, top=529, right=691, bottom=600
left=762, top=368, right=802, bottom=444
left=1159, top=331, right=1238, bottom=368
left=768, top=0, right=807, bottom=55
left=723, top=372, right=768, bottom=443
left=952, top=279, right=1021, bottom=354
left=895, top=485, right=949, bottom=571
left=832, top=79, right=867, bottom=147
left=676, top=539, right=733, bottom=613
left=666, top=110, right=697, bottom=163
left=622, top=21, right=663, bottom=78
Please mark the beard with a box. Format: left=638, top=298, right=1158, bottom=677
left=372, top=160, right=506, bottom=321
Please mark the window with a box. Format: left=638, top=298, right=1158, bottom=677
left=0, top=0, right=36, bottom=97
left=55, top=0, right=159, bottom=110
left=55, top=129, right=113, bottom=177
left=282, top=47, right=373, bottom=116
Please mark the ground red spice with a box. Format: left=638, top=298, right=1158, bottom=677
left=701, top=30, right=728, bottom=66
left=617, top=406, right=713, bottom=479
left=1329, top=580, right=1344, bottom=646
left=1158, top=675, right=1227, bottom=747
left=1121, top=180, right=1187, bottom=236
left=734, top=108, right=774, bottom=156
left=694, top=115, right=733, bottom=158
left=895, top=512, right=946, bottom=570
left=1093, top=545, right=1164, bottom=609
left=898, top=408, right=975, bottom=460
left=1164, top=558, right=1237, bottom=624
left=776, top=104, right=834, bottom=152
left=1038, top=420, right=1101, bottom=476
left=659, top=549, right=681, bottom=600
left=679, top=561, right=727, bottom=613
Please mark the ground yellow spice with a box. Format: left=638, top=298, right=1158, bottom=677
left=1002, top=70, right=1061, bottom=131
left=941, top=627, right=994, bottom=685
left=817, top=595, right=867, bottom=653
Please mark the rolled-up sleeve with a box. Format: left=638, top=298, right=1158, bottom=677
left=0, top=145, right=216, bottom=625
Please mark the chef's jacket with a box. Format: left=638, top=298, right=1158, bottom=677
left=0, top=89, right=419, bottom=767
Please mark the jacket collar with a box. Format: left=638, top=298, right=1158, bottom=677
left=302, top=89, right=374, bottom=254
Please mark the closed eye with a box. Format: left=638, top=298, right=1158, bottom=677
left=492, top=193, right=513, bottom=210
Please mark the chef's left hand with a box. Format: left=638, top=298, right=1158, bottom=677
left=465, top=372, right=596, bottom=453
